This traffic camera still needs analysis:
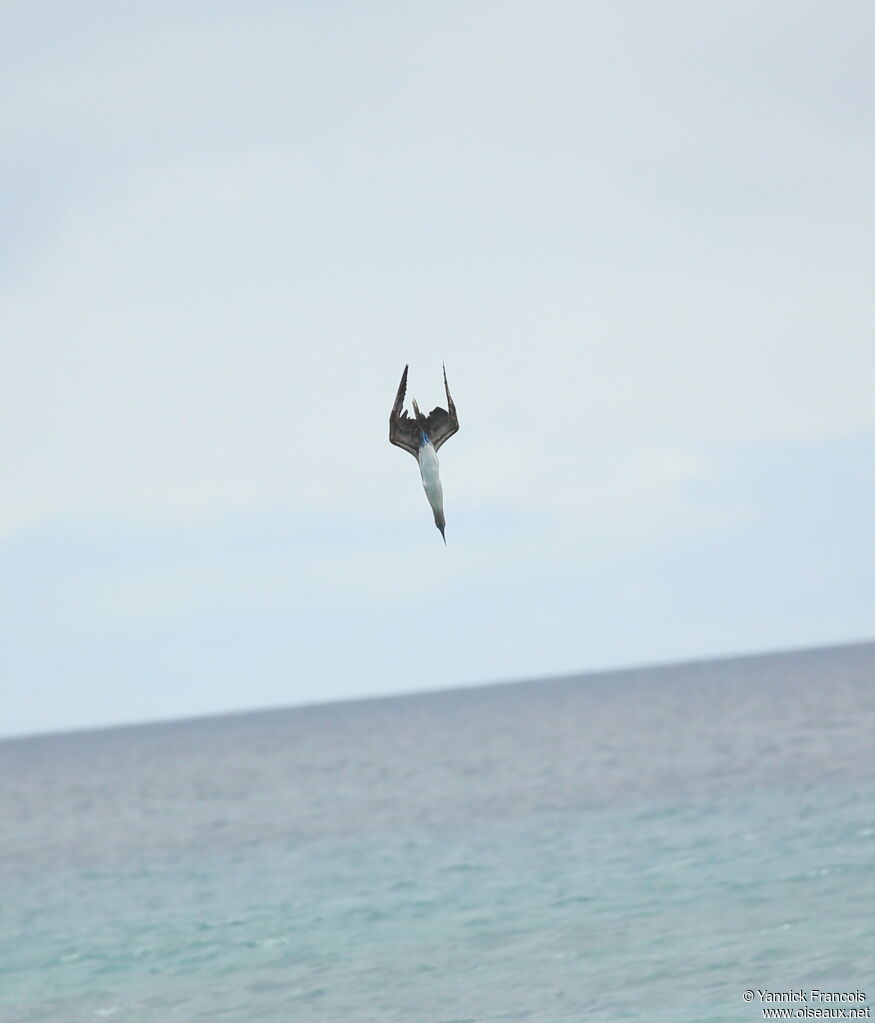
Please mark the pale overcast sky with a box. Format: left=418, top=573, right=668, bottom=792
left=3, top=1, right=874, bottom=737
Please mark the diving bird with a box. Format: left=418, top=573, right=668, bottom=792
left=389, top=363, right=459, bottom=543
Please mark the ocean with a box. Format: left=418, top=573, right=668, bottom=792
left=2, top=642, right=874, bottom=1023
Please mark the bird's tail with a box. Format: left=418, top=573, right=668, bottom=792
left=411, top=398, right=429, bottom=432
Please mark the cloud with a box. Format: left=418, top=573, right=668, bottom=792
left=4, top=427, right=874, bottom=737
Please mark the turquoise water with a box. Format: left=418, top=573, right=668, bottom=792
left=3, top=643, right=875, bottom=1022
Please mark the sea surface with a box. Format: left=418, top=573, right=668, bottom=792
left=2, top=642, right=875, bottom=1023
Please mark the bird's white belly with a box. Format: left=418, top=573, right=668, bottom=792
left=418, top=442, right=443, bottom=503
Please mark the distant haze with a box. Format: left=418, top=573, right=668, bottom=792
left=3, top=2, right=874, bottom=737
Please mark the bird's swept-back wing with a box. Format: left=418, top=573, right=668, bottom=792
left=388, top=364, right=421, bottom=458
left=424, top=362, right=459, bottom=451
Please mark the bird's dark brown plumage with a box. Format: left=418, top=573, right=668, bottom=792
left=389, top=363, right=459, bottom=458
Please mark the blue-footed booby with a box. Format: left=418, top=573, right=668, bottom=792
left=389, top=363, right=459, bottom=543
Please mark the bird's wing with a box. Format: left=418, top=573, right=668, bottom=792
left=388, top=364, right=421, bottom=458
left=425, top=362, right=459, bottom=452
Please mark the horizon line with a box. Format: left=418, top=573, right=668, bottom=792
left=4, top=634, right=874, bottom=746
